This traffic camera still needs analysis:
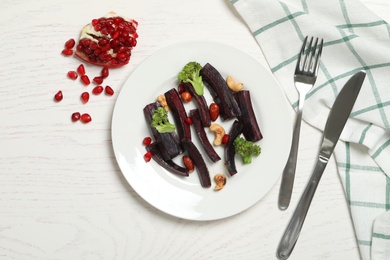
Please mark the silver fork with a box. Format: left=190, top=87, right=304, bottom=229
left=278, top=36, right=323, bottom=210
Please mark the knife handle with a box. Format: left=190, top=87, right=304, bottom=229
left=276, top=157, right=328, bottom=260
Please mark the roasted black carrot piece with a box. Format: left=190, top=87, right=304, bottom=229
left=164, top=88, right=191, bottom=140
left=144, top=102, right=182, bottom=160
left=189, top=109, right=221, bottom=163
left=234, top=90, right=263, bottom=142
left=224, top=120, right=244, bottom=176
left=182, top=82, right=211, bottom=127
left=146, top=143, right=189, bottom=177
left=200, top=63, right=241, bottom=120
left=181, top=138, right=211, bottom=188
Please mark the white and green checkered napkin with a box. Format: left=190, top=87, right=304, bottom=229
left=230, top=0, right=390, bottom=259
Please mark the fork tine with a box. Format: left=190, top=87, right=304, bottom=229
left=302, top=37, right=314, bottom=71
left=295, top=36, right=308, bottom=72
left=308, top=37, right=319, bottom=71
left=312, top=38, right=324, bottom=75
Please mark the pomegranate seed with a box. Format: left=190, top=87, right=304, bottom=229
left=71, top=112, right=80, bottom=122
left=80, top=113, right=92, bottom=123
left=105, top=85, right=114, bottom=95
left=54, top=91, right=63, bottom=102
left=181, top=91, right=192, bottom=102
left=112, top=31, right=120, bottom=40
left=94, top=24, right=102, bottom=31
left=222, top=134, right=230, bottom=145
left=81, top=92, right=89, bottom=103
left=61, top=49, right=73, bottom=56
left=65, top=38, right=76, bottom=49
left=81, top=75, right=90, bottom=85
left=67, top=71, right=78, bottom=80
left=101, top=67, right=109, bottom=78
left=77, top=64, right=86, bottom=76
left=142, top=137, right=152, bottom=146
left=93, top=76, right=104, bottom=85
left=114, top=17, right=123, bottom=25
left=144, top=152, right=152, bottom=162
left=82, top=39, right=91, bottom=47
left=92, top=19, right=99, bottom=26
left=116, top=53, right=126, bottom=60
left=185, top=117, right=193, bottom=125
left=92, top=86, right=104, bottom=94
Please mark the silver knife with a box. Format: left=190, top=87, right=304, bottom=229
left=276, top=71, right=366, bottom=260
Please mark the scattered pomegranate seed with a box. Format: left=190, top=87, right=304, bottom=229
left=92, top=86, right=104, bottom=94
left=222, top=134, right=230, bottom=145
left=81, top=75, right=90, bottom=85
left=93, top=76, right=104, bottom=85
left=105, top=85, right=114, bottom=95
left=71, top=112, right=81, bottom=122
left=81, top=92, right=89, bottom=103
left=65, top=38, right=76, bottom=49
left=61, top=49, right=73, bottom=56
left=101, top=67, right=109, bottom=78
left=144, top=152, right=153, bottom=162
left=67, top=71, right=78, bottom=80
left=142, top=137, right=152, bottom=146
left=185, top=117, right=193, bottom=125
left=80, top=113, right=92, bottom=123
left=77, top=64, right=86, bottom=76
left=54, top=91, right=63, bottom=102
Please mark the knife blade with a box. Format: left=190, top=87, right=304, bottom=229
left=276, top=70, right=366, bottom=260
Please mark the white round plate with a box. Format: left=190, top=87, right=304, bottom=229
left=112, top=41, right=292, bottom=221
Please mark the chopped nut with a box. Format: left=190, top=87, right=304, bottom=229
left=209, top=124, right=225, bottom=146
left=226, top=76, right=244, bottom=92
left=214, top=174, right=227, bottom=191
left=157, top=95, right=169, bottom=111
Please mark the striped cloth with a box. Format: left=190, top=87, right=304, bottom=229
left=230, top=0, right=390, bottom=259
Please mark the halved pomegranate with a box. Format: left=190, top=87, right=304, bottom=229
left=75, top=12, right=138, bottom=68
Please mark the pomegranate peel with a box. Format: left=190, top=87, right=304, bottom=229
left=75, top=12, right=138, bottom=68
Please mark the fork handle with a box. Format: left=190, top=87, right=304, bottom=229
left=278, top=106, right=304, bottom=210
left=276, top=157, right=328, bottom=260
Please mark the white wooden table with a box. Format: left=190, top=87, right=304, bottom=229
left=1, top=0, right=387, bottom=259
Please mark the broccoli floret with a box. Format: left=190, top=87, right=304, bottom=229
left=178, top=61, right=205, bottom=95
left=233, top=137, right=261, bottom=164
left=151, top=107, right=176, bottom=133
